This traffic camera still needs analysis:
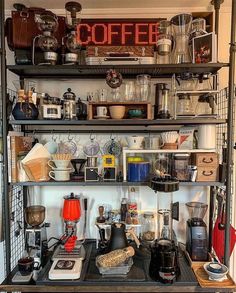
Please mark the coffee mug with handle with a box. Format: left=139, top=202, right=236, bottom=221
left=48, top=160, right=70, bottom=169
left=49, top=170, right=70, bottom=181
left=97, top=106, right=107, bottom=117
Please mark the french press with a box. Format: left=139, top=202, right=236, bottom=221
left=63, top=88, right=77, bottom=120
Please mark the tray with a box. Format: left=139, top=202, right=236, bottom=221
left=192, top=265, right=236, bottom=289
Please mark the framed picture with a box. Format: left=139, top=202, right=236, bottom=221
left=192, top=32, right=217, bottom=63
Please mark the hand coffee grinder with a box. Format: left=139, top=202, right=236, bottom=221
left=186, top=201, right=208, bottom=261
left=49, top=193, right=86, bottom=280
left=25, top=205, right=49, bottom=268
left=149, top=176, right=180, bottom=284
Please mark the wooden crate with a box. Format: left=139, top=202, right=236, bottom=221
left=191, top=152, right=219, bottom=167
left=88, top=102, right=152, bottom=120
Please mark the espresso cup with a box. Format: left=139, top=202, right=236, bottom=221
left=97, top=106, right=107, bottom=117
left=49, top=170, right=70, bottom=181
left=18, top=257, right=39, bottom=276
left=48, top=159, right=70, bottom=169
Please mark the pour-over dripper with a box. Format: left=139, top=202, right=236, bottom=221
left=186, top=201, right=208, bottom=219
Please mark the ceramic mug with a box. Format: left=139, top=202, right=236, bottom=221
left=18, top=257, right=40, bottom=275
left=49, top=170, right=70, bottom=181
left=198, top=124, right=216, bottom=149
left=97, top=106, right=107, bottom=117
left=48, top=160, right=70, bottom=169
left=126, top=136, right=144, bottom=150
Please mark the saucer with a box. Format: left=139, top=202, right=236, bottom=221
left=94, top=115, right=110, bottom=120
left=50, top=167, right=72, bottom=171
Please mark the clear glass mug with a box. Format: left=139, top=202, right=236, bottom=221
left=124, top=81, right=136, bottom=101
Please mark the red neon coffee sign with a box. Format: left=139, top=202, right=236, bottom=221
left=77, top=19, right=163, bottom=46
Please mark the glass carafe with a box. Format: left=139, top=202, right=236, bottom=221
left=176, top=94, right=194, bottom=116
left=171, top=14, right=192, bottom=64
left=136, top=75, right=151, bottom=102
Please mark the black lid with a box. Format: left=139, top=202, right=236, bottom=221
left=150, top=176, right=179, bottom=192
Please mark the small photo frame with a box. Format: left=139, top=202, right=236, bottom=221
left=192, top=32, right=217, bottom=63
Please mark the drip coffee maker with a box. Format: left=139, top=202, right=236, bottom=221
left=71, top=158, right=87, bottom=180
left=12, top=80, right=39, bottom=120
left=25, top=205, right=48, bottom=267
left=63, top=2, right=82, bottom=64
left=49, top=193, right=85, bottom=280
left=33, top=13, right=59, bottom=65
left=149, top=176, right=180, bottom=284
left=171, top=14, right=192, bottom=64
left=186, top=201, right=208, bottom=261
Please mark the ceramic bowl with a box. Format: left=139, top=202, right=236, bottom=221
left=109, top=106, right=126, bottom=119
left=128, top=109, right=144, bottom=118
left=203, top=262, right=228, bottom=280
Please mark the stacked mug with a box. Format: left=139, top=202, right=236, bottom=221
left=48, top=154, right=72, bottom=181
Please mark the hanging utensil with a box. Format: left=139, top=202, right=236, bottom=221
left=103, top=134, right=122, bottom=157
left=212, top=189, right=236, bottom=262
left=83, top=134, right=100, bottom=156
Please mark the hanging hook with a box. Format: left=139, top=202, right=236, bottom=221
left=90, top=133, right=96, bottom=141
left=110, top=133, right=116, bottom=140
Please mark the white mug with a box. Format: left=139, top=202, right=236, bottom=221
left=198, top=124, right=216, bottom=149
left=48, top=160, right=70, bottom=169
left=49, top=170, right=70, bottom=181
left=126, top=136, right=144, bottom=150
left=97, top=106, right=107, bottom=117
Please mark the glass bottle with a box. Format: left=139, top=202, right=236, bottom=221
left=142, top=212, right=155, bottom=241
left=120, top=198, right=128, bottom=222
left=127, top=187, right=139, bottom=224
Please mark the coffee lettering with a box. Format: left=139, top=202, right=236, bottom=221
left=108, top=23, right=121, bottom=44
left=92, top=24, right=108, bottom=44
left=121, top=23, right=133, bottom=45
left=135, top=23, right=149, bottom=45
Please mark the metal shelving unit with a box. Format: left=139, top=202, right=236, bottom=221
left=7, top=63, right=229, bottom=78
left=0, top=0, right=235, bottom=292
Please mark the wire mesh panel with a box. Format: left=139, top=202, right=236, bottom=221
left=9, top=186, right=24, bottom=271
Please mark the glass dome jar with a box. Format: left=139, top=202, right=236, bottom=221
left=142, top=212, right=155, bottom=241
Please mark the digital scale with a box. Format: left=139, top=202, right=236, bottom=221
left=49, top=243, right=86, bottom=280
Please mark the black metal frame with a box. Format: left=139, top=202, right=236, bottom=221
left=225, top=0, right=236, bottom=266
left=0, top=0, right=236, bottom=290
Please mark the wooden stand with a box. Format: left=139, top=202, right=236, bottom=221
left=88, top=102, right=152, bottom=120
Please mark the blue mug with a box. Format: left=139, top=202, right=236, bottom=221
left=128, top=162, right=150, bottom=182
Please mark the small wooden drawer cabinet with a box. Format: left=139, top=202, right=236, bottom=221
left=191, top=153, right=219, bottom=182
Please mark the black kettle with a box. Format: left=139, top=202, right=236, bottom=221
left=107, top=223, right=128, bottom=252
left=76, top=98, right=87, bottom=120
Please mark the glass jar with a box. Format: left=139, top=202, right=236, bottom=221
left=136, top=75, right=151, bottom=102
left=176, top=94, right=194, bottom=116
left=173, top=154, right=190, bottom=181
left=142, top=212, right=155, bottom=241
